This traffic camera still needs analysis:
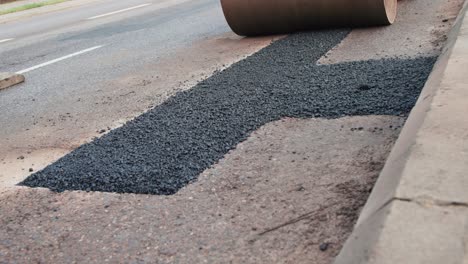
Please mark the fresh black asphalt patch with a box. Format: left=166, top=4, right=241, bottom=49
left=21, top=30, right=437, bottom=195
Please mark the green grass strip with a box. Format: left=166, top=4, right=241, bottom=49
left=0, top=0, right=68, bottom=15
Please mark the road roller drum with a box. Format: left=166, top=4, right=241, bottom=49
left=221, top=0, right=398, bottom=36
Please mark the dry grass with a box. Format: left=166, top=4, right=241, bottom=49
left=0, top=0, right=68, bottom=15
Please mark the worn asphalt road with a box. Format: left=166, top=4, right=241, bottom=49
left=0, top=0, right=227, bottom=134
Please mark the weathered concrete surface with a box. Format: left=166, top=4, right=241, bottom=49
left=335, top=2, right=468, bottom=263
left=0, top=116, right=404, bottom=263
left=337, top=200, right=468, bottom=264
left=319, top=0, right=464, bottom=64
left=0, top=72, right=24, bottom=90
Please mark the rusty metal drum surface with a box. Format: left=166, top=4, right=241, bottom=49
left=220, top=0, right=398, bottom=36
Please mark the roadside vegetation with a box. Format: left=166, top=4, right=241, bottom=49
left=0, top=0, right=67, bottom=15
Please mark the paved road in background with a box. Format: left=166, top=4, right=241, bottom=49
left=0, top=0, right=225, bottom=129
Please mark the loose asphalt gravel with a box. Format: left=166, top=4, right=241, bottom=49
left=21, top=29, right=437, bottom=195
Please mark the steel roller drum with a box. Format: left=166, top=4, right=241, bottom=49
left=220, top=0, right=398, bottom=36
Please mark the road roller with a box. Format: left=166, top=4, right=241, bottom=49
left=220, top=0, right=398, bottom=36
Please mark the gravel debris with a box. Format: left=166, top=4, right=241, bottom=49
left=319, top=243, right=330, bottom=252
left=21, top=30, right=436, bottom=195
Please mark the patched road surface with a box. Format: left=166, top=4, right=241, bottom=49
left=0, top=0, right=464, bottom=263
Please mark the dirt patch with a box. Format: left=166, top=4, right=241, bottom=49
left=0, top=116, right=404, bottom=263
left=0, top=148, right=70, bottom=187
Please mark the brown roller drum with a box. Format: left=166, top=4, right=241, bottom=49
left=220, top=0, right=398, bottom=36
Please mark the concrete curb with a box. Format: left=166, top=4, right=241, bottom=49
left=0, top=72, right=24, bottom=90
left=334, top=2, right=468, bottom=264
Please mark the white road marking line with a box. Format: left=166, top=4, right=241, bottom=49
left=16, top=45, right=104, bottom=74
left=87, top=3, right=151, bottom=20
left=0, top=38, right=14, bottom=43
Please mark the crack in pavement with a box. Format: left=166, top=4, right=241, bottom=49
left=362, top=195, right=468, bottom=227
left=395, top=196, right=468, bottom=209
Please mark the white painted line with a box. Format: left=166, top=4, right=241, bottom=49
left=0, top=38, right=14, bottom=43
left=16, top=45, right=104, bottom=74
left=87, top=3, right=151, bottom=20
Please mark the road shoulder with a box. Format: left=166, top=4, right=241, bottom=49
left=335, top=1, right=468, bottom=263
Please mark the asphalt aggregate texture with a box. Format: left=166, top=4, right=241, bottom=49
left=21, top=30, right=437, bottom=195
